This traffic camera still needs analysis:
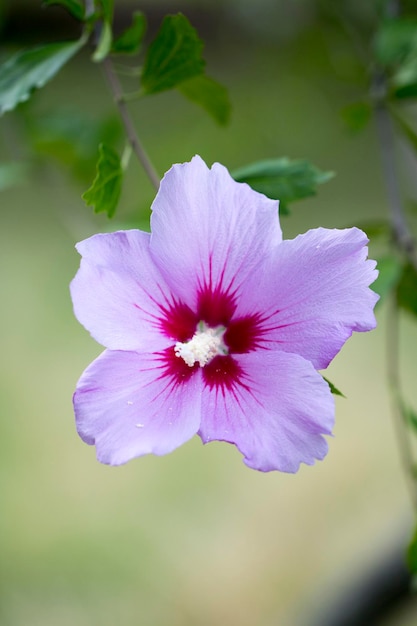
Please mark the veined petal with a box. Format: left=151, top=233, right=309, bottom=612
left=70, top=230, right=188, bottom=351
left=236, top=227, right=378, bottom=369
left=74, top=349, right=202, bottom=465
left=149, top=156, right=282, bottom=310
left=198, top=351, right=334, bottom=473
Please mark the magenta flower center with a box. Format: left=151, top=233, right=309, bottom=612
left=158, top=288, right=261, bottom=389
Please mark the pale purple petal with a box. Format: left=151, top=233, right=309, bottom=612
left=198, top=351, right=334, bottom=473
left=74, top=349, right=202, bottom=465
left=149, top=155, right=282, bottom=309
left=236, top=227, right=378, bottom=369
left=70, top=230, right=179, bottom=351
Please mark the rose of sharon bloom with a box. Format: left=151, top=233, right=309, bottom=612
left=71, top=156, right=378, bottom=472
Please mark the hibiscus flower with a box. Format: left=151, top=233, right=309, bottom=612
left=71, top=156, right=378, bottom=472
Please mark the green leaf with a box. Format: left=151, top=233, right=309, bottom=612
left=231, top=158, right=334, bottom=215
left=407, top=523, right=417, bottom=575
left=112, top=11, right=146, bottom=55
left=179, top=74, right=231, bottom=125
left=141, top=14, right=205, bottom=94
left=92, top=20, right=112, bottom=62
left=322, top=376, right=345, bottom=398
left=82, top=143, right=122, bottom=218
left=29, top=110, right=122, bottom=183
left=0, top=162, right=28, bottom=190
left=396, top=262, right=417, bottom=317
left=0, top=38, right=86, bottom=115
left=374, top=18, right=417, bottom=66
left=42, top=0, right=85, bottom=20
left=372, top=256, right=403, bottom=305
left=340, top=102, right=372, bottom=133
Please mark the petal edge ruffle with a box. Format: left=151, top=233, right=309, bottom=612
left=198, top=351, right=334, bottom=473
left=71, top=230, right=179, bottom=352
left=149, top=156, right=282, bottom=310
left=74, top=349, right=202, bottom=465
left=235, top=227, right=378, bottom=369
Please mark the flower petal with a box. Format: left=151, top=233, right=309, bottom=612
left=149, top=156, right=282, bottom=309
left=70, top=230, right=181, bottom=351
left=236, top=227, right=378, bottom=369
left=74, top=349, right=202, bottom=465
left=198, top=351, right=334, bottom=473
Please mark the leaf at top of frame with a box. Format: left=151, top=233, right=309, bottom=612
left=141, top=14, right=205, bottom=94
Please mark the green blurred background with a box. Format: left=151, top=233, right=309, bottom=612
left=1, top=1, right=417, bottom=624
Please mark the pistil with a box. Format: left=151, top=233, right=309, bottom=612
left=174, top=322, right=228, bottom=367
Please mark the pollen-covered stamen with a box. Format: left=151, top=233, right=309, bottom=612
left=174, top=321, right=228, bottom=367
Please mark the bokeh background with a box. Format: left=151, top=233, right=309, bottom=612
left=1, top=0, right=417, bottom=624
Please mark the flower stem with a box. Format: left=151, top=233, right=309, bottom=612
left=386, top=299, right=417, bottom=511
left=373, top=59, right=417, bottom=510
left=84, top=0, right=160, bottom=191
left=84, top=0, right=94, bottom=19
left=374, top=90, right=417, bottom=270
left=101, top=56, right=160, bottom=191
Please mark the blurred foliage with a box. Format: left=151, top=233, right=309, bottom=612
left=26, top=110, right=122, bottom=183
left=42, top=0, right=85, bottom=21
left=141, top=13, right=206, bottom=94
left=0, top=38, right=86, bottom=114
left=111, top=10, right=146, bottom=54
left=232, top=158, right=334, bottom=215
left=82, top=143, right=122, bottom=217
left=0, top=161, right=28, bottom=189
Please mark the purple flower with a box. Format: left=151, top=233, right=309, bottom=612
left=71, top=156, right=378, bottom=472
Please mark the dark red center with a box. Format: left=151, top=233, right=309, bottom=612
left=157, top=286, right=264, bottom=388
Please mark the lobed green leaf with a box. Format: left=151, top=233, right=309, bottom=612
left=231, top=158, right=334, bottom=215
left=42, top=0, right=85, bottom=20
left=0, top=38, right=86, bottom=115
left=179, top=74, right=231, bottom=125
left=112, top=11, right=146, bottom=55
left=141, top=14, right=205, bottom=94
left=82, top=143, right=122, bottom=218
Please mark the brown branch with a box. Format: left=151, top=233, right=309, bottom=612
left=373, top=90, right=417, bottom=270
left=101, top=57, right=160, bottom=191
left=372, top=27, right=417, bottom=510
left=84, top=0, right=160, bottom=191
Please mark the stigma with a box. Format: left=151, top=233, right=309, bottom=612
left=174, top=322, right=228, bottom=367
